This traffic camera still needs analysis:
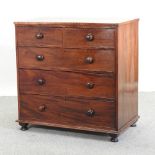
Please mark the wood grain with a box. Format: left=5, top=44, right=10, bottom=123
left=15, top=19, right=139, bottom=138
left=63, top=28, right=115, bottom=48
left=18, top=47, right=115, bottom=72
left=16, top=27, right=62, bottom=47
left=19, top=69, right=115, bottom=98
left=116, top=19, right=139, bottom=129
left=15, top=22, right=117, bottom=29
left=20, top=94, right=116, bottom=129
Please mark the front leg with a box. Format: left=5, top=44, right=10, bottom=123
left=110, top=134, right=119, bottom=142
left=131, top=121, right=137, bottom=127
left=19, top=123, right=28, bottom=131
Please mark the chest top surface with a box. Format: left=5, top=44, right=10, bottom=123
left=14, top=18, right=139, bottom=28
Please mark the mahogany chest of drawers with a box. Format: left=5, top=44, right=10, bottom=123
left=15, top=19, right=139, bottom=142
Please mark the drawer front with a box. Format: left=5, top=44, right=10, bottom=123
left=18, top=47, right=115, bottom=72
left=19, top=69, right=115, bottom=98
left=20, top=94, right=116, bottom=129
left=16, top=27, right=62, bottom=47
left=63, top=28, right=115, bottom=48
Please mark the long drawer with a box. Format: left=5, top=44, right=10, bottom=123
left=18, top=47, right=115, bottom=72
left=19, top=69, right=115, bottom=98
left=20, top=94, right=116, bottom=129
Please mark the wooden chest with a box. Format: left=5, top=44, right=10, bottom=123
left=15, top=19, right=139, bottom=142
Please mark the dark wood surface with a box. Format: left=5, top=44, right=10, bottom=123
left=14, top=19, right=139, bottom=28
left=15, top=19, right=139, bottom=139
left=63, top=28, right=115, bottom=48
left=18, top=47, right=115, bottom=72
left=116, top=20, right=139, bottom=129
left=14, top=22, right=117, bottom=28
left=20, top=94, right=116, bottom=130
left=19, top=69, right=115, bottom=98
left=16, top=27, right=62, bottom=47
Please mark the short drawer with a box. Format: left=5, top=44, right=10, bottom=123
left=20, top=94, right=116, bottom=129
left=63, top=28, right=115, bottom=48
left=19, top=69, right=115, bottom=98
left=18, top=47, right=115, bottom=72
left=16, top=27, right=62, bottom=47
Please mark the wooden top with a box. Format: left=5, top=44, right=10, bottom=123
left=14, top=18, right=139, bottom=28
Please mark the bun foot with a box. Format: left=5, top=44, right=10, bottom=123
left=131, top=122, right=137, bottom=127
left=19, top=123, right=28, bottom=131
left=110, top=134, right=119, bottom=142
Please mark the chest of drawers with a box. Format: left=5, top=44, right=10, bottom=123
left=15, top=19, right=139, bottom=142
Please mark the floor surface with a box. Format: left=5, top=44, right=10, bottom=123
left=0, top=92, right=155, bottom=155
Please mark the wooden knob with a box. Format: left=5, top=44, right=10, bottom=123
left=85, top=33, right=94, bottom=41
left=38, top=105, right=46, bottom=112
left=86, top=109, right=95, bottom=117
left=37, top=78, right=45, bottom=85
left=36, top=33, right=44, bottom=39
left=85, top=56, right=94, bottom=64
left=86, top=82, right=94, bottom=89
left=36, top=55, right=44, bottom=61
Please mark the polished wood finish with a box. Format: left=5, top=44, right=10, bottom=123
left=15, top=19, right=139, bottom=142
left=16, top=27, right=62, bottom=47
left=18, top=47, right=115, bottom=72
left=117, top=20, right=139, bottom=129
left=20, top=94, right=116, bottom=129
left=19, top=69, right=115, bottom=98
left=63, top=28, right=115, bottom=48
left=14, top=22, right=117, bottom=28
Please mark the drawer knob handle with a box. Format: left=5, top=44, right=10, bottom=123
left=85, top=56, right=94, bottom=64
left=36, top=33, right=44, bottom=39
left=38, top=105, right=46, bottom=112
left=86, top=82, right=94, bottom=89
left=37, top=78, right=45, bottom=85
left=86, top=109, right=95, bottom=117
left=85, top=33, right=94, bottom=41
left=36, top=55, right=44, bottom=61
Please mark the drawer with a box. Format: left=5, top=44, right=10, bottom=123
left=18, top=47, right=115, bottom=72
left=63, top=28, right=115, bottom=48
left=16, top=27, right=62, bottom=47
left=20, top=94, right=116, bottom=129
left=19, top=69, right=115, bottom=98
